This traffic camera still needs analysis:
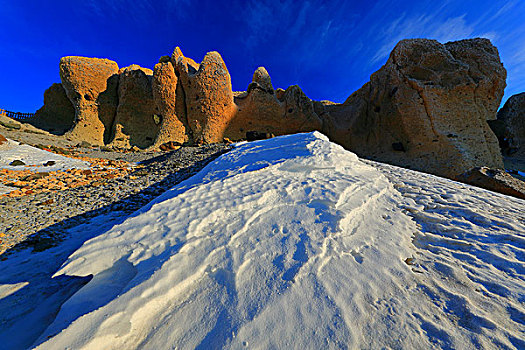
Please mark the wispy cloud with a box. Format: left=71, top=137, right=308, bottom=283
left=371, top=14, right=474, bottom=63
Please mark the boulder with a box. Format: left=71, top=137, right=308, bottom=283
left=226, top=68, right=323, bottom=140
left=151, top=61, right=189, bottom=147
left=28, top=83, right=75, bottom=135
left=178, top=51, right=236, bottom=143
left=59, top=56, right=119, bottom=145
left=457, top=167, right=525, bottom=200
left=324, top=38, right=505, bottom=178
left=0, top=133, right=7, bottom=146
left=109, top=65, right=159, bottom=149
left=491, top=92, right=525, bottom=158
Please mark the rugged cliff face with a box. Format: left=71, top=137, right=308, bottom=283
left=490, top=92, right=525, bottom=158
left=109, top=65, right=159, bottom=149
left=227, top=67, right=322, bottom=140
left=324, top=38, right=506, bottom=178
left=34, top=38, right=506, bottom=179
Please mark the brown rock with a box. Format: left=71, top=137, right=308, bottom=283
left=178, top=51, right=236, bottom=143
left=324, top=38, right=505, bottom=178
left=252, top=66, right=274, bottom=92
left=457, top=167, right=525, bottom=199
left=60, top=56, right=119, bottom=145
left=491, top=92, right=525, bottom=158
left=280, top=85, right=323, bottom=132
left=171, top=46, right=200, bottom=73
left=151, top=61, right=189, bottom=147
left=0, top=133, right=6, bottom=146
left=226, top=68, right=322, bottom=140
left=110, top=65, right=159, bottom=149
left=28, top=83, right=75, bottom=135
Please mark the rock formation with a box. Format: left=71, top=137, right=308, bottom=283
left=0, top=133, right=7, bottom=146
left=59, top=56, right=119, bottom=145
left=177, top=51, right=236, bottom=144
left=171, top=46, right=200, bottom=72
left=226, top=67, right=322, bottom=140
left=324, top=38, right=505, bottom=178
left=457, top=167, right=525, bottom=200
left=31, top=38, right=509, bottom=187
left=490, top=92, right=525, bottom=158
left=28, top=83, right=75, bottom=135
left=151, top=60, right=189, bottom=147
left=109, top=65, right=159, bottom=149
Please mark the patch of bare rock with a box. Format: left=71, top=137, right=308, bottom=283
left=19, top=38, right=525, bottom=199
left=457, top=167, right=525, bottom=200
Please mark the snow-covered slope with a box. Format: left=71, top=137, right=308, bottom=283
left=1, top=132, right=524, bottom=349
left=0, top=139, right=90, bottom=172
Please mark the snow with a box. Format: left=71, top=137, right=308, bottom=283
left=0, top=132, right=523, bottom=349
left=0, top=139, right=90, bottom=172
left=0, top=139, right=91, bottom=194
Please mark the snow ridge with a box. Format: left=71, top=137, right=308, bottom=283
left=2, top=131, right=521, bottom=349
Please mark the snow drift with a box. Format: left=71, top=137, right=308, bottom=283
left=1, top=132, right=523, bottom=349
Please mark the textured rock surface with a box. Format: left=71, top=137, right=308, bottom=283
left=457, top=167, right=525, bottom=200
left=252, top=66, right=274, bottom=92
left=28, top=83, right=75, bottom=135
left=227, top=68, right=322, bottom=140
left=492, top=92, right=525, bottom=157
left=178, top=51, right=236, bottom=143
left=59, top=56, right=119, bottom=145
left=110, top=65, right=159, bottom=149
left=324, top=38, right=505, bottom=178
left=0, top=133, right=7, bottom=146
left=32, top=39, right=508, bottom=182
left=151, top=61, right=189, bottom=147
left=171, top=46, right=200, bottom=73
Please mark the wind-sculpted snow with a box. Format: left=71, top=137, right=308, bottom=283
left=365, top=160, right=525, bottom=349
left=2, top=132, right=523, bottom=349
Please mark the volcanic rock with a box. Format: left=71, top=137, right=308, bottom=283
left=178, top=51, right=236, bottom=143
left=491, top=92, right=525, bottom=158
left=324, top=38, right=505, bottom=178
left=151, top=61, right=189, bottom=147
left=59, top=56, right=119, bottom=145
left=110, top=65, right=159, bottom=149
left=457, top=167, right=525, bottom=200
left=28, top=83, right=75, bottom=135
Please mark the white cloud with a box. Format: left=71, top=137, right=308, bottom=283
left=371, top=14, right=474, bottom=63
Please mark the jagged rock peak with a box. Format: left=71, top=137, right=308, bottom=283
left=171, top=46, right=199, bottom=73
left=251, top=66, right=274, bottom=93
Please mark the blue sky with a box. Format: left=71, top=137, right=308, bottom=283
left=1, top=0, right=524, bottom=112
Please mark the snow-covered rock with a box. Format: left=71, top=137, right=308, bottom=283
left=0, top=132, right=523, bottom=349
